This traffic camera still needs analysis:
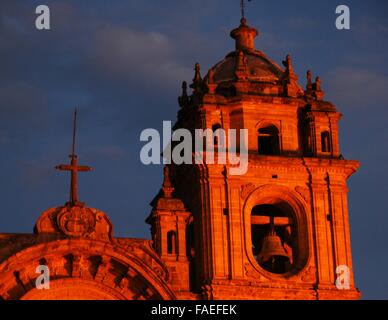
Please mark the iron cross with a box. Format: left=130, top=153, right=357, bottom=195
left=55, top=109, right=92, bottom=207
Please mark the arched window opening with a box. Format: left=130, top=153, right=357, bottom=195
left=251, top=203, right=296, bottom=274
left=258, top=125, right=280, bottom=155
left=167, top=231, right=177, bottom=255
left=321, top=131, right=331, bottom=153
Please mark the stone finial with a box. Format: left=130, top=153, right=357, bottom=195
left=313, top=76, right=325, bottom=100
left=162, top=165, right=174, bottom=198
left=206, top=68, right=217, bottom=94
left=315, top=76, right=321, bottom=91
left=190, top=63, right=203, bottom=94
left=306, top=70, right=313, bottom=91
left=282, top=54, right=300, bottom=98
left=207, top=68, right=215, bottom=85
left=182, top=81, right=188, bottom=95
left=193, top=63, right=202, bottom=84
left=235, top=50, right=249, bottom=81
left=282, top=54, right=295, bottom=77
left=178, top=81, right=189, bottom=107
left=305, top=72, right=325, bottom=100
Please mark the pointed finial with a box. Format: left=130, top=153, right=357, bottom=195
left=282, top=54, right=294, bottom=75
left=182, top=81, right=188, bottom=95
left=178, top=81, right=189, bottom=107
left=207, top=68, right=215, bottom=85
left=306, top=70, right=313, bottom=90
left=206, top=68, right=217, bottom=94
left=312, top=76, right=325, bottom=100
left=162, top=165, right=174, bottom=198
left=282, top=54, right=301, bottom=97
left=315, top=76, right=321, bottom=91
left=190, top=63, right=203, bottom=94
left=193, top=63, right=202, bottom=83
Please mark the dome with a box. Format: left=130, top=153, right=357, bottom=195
left=205, top=18, right=284, bottom=85
left=198, top=18, right=304, bottom=98
left=211, top=50, right=284, bottom=84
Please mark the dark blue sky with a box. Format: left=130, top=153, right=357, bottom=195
left=0, top=0, right=387, bottom=299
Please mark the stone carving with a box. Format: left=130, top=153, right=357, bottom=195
left=35, top=206, right=113, bottom=241
left=73, top=255, right=93, bottom=279
left=57, top=207, right=95, bottom=238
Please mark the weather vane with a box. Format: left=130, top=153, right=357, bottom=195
left=240, top=0, right=252, bottom=19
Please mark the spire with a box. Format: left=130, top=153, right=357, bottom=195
left=281, top=54, right=301, bottom=98
left=282, top=54, right=296, bottom=79
left=306, top=70, right=313, bottom=91
left=55, top=109, right=93, bottom=207
left=190, top=63, right=202, bottom=91
left=178, top=81, right=189, bottom=107
left=162, top=165, right=174, bottom=198
left=190, top=62, right=204, bottom=99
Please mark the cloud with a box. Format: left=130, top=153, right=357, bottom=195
left=324, top=67, right=388, bottom=109
left=86, top=25, right=192, bottom=92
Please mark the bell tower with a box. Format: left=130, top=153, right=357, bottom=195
left=150, top=17, right=360, bottom=300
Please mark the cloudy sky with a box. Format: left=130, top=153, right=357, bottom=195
left=0, top=0, right=387, bottom=299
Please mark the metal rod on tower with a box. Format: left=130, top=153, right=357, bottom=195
left=72, top=108, right=77, bottom=158
left=240, top=0, right=252, bottom=19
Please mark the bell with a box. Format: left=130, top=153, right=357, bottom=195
left=257, top=224, right=289, bottom=264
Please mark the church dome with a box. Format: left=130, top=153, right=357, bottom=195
left=196, top=18, right=304, bottom=98
left=212, top=18, right=283, bottom=84
left=211, top=50, right=284, bottom=84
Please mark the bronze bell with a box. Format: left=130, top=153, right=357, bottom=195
left=257, top=224, right=289, bottom=264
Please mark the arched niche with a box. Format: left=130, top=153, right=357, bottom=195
left=243, top=185, right=310, bottom=279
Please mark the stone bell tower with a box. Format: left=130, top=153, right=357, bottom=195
left=149, top=17, right=360, bottom=300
